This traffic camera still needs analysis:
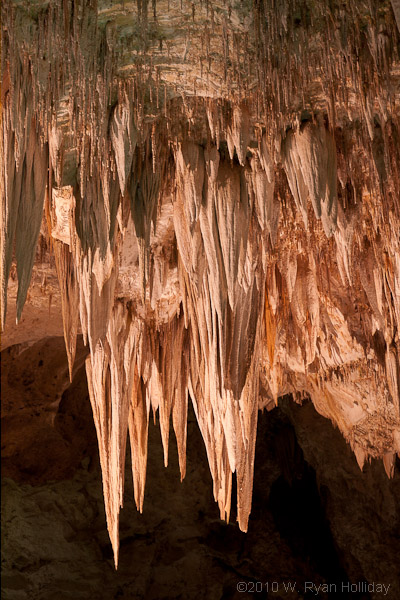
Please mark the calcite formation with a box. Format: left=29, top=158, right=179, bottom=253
left=1, top=0, right=400, bottom=566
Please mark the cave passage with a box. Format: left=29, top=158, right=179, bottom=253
left=2, top=339, right=399, bottom=599
left=257, top=408, right=373, bottom=599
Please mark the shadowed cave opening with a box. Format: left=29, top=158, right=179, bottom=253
left=2, top=338, right=399, bottom=599
left=225, top=404, right=375, bottom=600
left=268, top=463, right=348, bottom=587
left=263, top=410, right=369, bottom=599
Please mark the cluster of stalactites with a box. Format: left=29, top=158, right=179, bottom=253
left=253, top=0, right=400, bottom=138
left=3, top=77, right=400, bottom=565
left=2, top=0, right=400, bottom=569
left=45, top=104, right=281, bottom=566
left=43, top=102, right=400, bottom=568
left=1, top=0, right=116, bottom=329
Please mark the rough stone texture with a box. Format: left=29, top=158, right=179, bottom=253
left=1, top=337, right=91, bottom=484
left=2, top=340, right=399, bottom=599
left=1, top=0, right=400, bottom=568
left=280, top=398, right=400, bottom=599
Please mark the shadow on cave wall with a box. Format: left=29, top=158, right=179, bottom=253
left=263, top=411, right=368, bottom=598
left=2, top=338, right=400, bottom=599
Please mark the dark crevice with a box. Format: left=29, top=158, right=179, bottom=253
left=266, top=408, right=371, bottom=599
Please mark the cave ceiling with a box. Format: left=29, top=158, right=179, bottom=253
left=1, top=0, right=400, bottom=566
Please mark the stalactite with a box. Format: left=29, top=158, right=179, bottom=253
left=2, top=0, right=400, bottom=569
left=111, top=97, right=137, bottom=197
left=49, top=186, right=80, bottom=380
left=283, top=117, right=338, bottom=236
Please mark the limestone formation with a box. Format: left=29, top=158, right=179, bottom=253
left=1, top=0, right=400, bottom=567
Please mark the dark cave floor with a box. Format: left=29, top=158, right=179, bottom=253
left=1, top=338, right=400, bottom=600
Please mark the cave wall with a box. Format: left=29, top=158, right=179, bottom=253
left=2, top=338, right=399, bottom=599
left=1, top=0, right=400, bottom=566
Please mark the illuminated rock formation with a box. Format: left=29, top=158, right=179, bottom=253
left=1, top=0, right=400, bottom=566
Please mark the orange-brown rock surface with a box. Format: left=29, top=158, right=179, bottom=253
left=2, top=0, right=400, bottom=566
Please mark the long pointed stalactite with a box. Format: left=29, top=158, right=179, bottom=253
left=2, top=0, right=400, bottom=566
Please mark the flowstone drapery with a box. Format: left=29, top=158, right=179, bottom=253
left=2, top=0, right=400, bottom=566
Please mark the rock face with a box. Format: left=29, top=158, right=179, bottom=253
left=1, top=0, right=400, bottom=568
left=1, top=337, right=93, bottom=484
left=2, top=339, right=400, bottom=599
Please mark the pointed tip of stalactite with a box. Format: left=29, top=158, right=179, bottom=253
left=237, top=507, right=249, bottom=533
left=113, top=547, right=119, bottom=571
left=160, top=420, right=170, bottom=468
left=133, top=492, right=142, bottom=514
left=66, top=350, right=75, bottom=382
left=354, top=446, right=366, bottom=471
left=219, top=504, right=229, bottom=524
left=383, top=452, right=395, bottom=479
left=108, top=511, right=121, bottom=571
left=225, top=505, right=231, bottom=525
left=237, top=520, right=248, bottom=534
left=16, top=302, right=23, bottom=326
